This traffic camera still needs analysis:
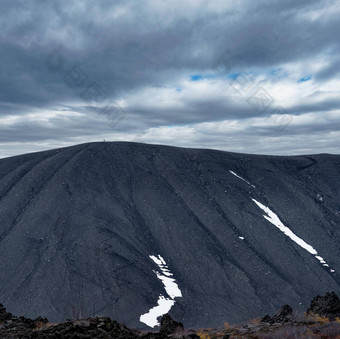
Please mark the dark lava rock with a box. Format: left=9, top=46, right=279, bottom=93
left=271, top=305, right=293, bottom=323
left=307, top=291, right=340, bottom=320
left=184, top=334, right=200, bottom=339
left=261, top=305, right=293, bottom=324
left=0, top=303, right=141, bottom=338
left=0, top=302, right=199, bottom=338
left=0, top=303, right=12, bottom=321
left=160, top=313, right=184, bottom=334
left=261, top=314, right=272, bottom=323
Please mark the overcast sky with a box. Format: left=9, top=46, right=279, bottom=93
left=1, top=0, right=340, bottom=158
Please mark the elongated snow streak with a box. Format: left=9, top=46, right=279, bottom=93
left=229, top=170, right=256, bottom=188
left=140, top=255, right=182, bottom=328
left=252, top=198, right=334, bottom=273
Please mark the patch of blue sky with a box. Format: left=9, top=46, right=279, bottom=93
left=190, top=74, right=204, bottom=81
left=189, top=74, right=218, bottom=81
left=226, top=71, right=258, bottom=80
left=298, top=75, right=312, bottom=82
left=228, top=72, right=240, bottom=80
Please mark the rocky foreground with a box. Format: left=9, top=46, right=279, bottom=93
left=2, top=292, right=340, bottom=338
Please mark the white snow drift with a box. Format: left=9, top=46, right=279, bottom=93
left=252, top=198, right=334, bottom=273
left=140, top=255, right=182, bottom=328
left=229, top=170, right=256, bottom=188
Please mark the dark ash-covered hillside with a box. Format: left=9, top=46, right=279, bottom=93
left=0, top=142, right=340, bottom=329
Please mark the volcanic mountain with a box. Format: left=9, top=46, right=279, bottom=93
left=0, top=142, right=340, bottom=329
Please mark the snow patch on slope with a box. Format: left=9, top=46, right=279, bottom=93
left=140, top=296, right=175, bottom=328
left=140, top=255, right=182, bottom=328
left=229, top=170, right=256, bottom=188
left=252, top=198, right=334, bottom=273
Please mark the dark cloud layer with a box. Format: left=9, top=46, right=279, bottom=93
left=0, top=0, right=340, bottom=157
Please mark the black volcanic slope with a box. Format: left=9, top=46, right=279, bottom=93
left=0, top=142, right=340, bottom=329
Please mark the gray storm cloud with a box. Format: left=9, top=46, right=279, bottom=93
left=0, top=0, right=340, bottom=157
